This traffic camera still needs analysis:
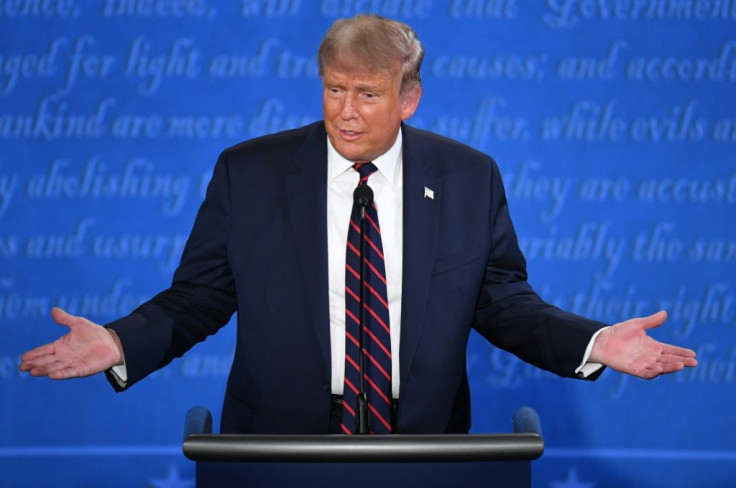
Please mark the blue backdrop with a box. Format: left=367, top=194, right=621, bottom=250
left=2, top=1, right=735, bottom=487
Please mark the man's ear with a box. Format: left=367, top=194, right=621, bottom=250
left=400, top=85, right=422, bottom=121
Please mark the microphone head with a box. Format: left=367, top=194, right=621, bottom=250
left=353, top=183, right=374, bottom=207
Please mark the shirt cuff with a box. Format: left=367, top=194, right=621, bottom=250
left=575, top=327, right=609, bottom=378
left=109, top=363, right=128, bottom=387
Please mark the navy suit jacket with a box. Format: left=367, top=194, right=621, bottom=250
left=107, top=122, right=606, bottom=434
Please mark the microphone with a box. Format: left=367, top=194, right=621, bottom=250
left=353, top=183, right=374, bottom=220
left=512, top=406, right=543, bottom=438
left=352, top=182, right=373, bottom=434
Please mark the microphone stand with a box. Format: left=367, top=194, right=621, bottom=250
left=353, top=183, right=373, bottom=435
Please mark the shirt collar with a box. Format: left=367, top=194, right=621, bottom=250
left=327, top=128, right=403, bottom=184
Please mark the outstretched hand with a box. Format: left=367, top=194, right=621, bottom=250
left=590, top=310, right=697, bottom=379
left=19, top=307, right=122, bottom=379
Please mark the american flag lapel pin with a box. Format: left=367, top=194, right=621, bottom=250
left=424, top=186, right=435, bottom=200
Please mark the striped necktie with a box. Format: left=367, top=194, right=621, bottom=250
left=341, top=162, right=393, bottom=435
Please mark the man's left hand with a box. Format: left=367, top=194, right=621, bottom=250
left=590, top=310, right=697, bottom=379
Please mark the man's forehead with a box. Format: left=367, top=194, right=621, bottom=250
left=322, top=64, right=400, bottom=86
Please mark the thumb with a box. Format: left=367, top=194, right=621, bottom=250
left=50, top=307, right=77, bottom=329
left=639, top=310, right=668, bottom=330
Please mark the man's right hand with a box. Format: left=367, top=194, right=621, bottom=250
left=19, top=307, right=123, bottom=379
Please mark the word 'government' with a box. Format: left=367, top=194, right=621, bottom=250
left=543, top=0, right=736, bottom=28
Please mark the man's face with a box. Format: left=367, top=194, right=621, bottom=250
left=322, top=64, right=420, bottom=163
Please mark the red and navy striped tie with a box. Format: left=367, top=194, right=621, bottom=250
left=342, top=162, right=393, bottom=435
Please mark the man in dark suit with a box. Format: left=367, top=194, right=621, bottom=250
left=20, top=15, right=697, bottom=434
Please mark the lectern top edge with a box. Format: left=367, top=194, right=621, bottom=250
left=182, top=433, right=544, bottom=463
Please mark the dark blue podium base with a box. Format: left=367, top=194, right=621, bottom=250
left=197, top=460, right=529, bottom=487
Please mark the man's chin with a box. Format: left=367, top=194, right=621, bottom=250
left=334, top=144, right=371, bottom=163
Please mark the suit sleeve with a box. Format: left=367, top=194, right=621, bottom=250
left=472, top=159, right=607, bottom=379
left=105, top=151, right=237, bottom=389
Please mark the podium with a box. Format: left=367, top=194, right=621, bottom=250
left=182, top=406, right=544, bottom=487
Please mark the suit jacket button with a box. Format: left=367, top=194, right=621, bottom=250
left=322, top=381, right=330, bottom=391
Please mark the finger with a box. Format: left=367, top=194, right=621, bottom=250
left=27, top=365, right=53, bottom=377
left=49, top=367, right=85, bottom=380
left=21, top=352, right=66, bottom=371
left=659, top=354, right=697, bottom=368
left=659, top=362, right=685, bottom=375
left=660, top=343, right=697, bottom=358
left=20, top=343, right=57, bottom=362
left=28, top=359, right=67, bottom=377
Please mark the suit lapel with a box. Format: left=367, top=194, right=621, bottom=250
left=284, top=123, right=332, bottom=377
left=399, top=126, right=441, bottom=395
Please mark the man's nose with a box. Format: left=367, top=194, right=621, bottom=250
left=340, top=94, right=359, bottom=120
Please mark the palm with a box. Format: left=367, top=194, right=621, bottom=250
left=20, top=308, right=120, bottom=379
left=591, top=311, right=697, bottom=379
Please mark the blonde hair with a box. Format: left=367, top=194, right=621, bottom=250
left=318, top=14, right=424, bottom=94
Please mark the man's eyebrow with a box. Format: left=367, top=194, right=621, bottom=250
left=353, top=81, right=386, bottom=93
